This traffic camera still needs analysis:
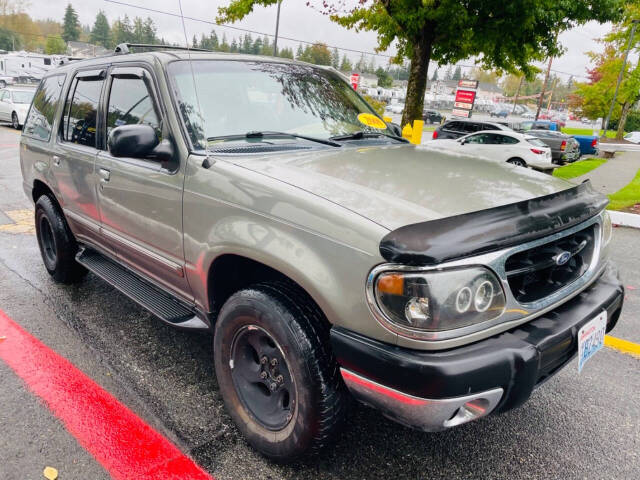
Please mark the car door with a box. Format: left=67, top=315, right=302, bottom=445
left=52, top=68, right=106, bottom=250
left=0, top=90, right=9, bottom=120
left=95, top=65, right=192, bottom=301
left=460, top=132, right=493, bottom=157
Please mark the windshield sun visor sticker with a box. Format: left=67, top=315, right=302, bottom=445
left=379, top=181, right=608, bottom=266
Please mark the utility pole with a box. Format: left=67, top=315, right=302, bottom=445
left=536, top=56, right=553, bottom=120
left=546, top=77, right=558, bottom=113
left=511, top=76, right=524, bottom=114
left=273, top=0, right=282, bottom=57
left=602, top=19, right=639, bottom=138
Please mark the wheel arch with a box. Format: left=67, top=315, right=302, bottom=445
left=32, top=179, right=59, bottom=206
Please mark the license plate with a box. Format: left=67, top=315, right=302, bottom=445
left=577, top=311, right=607, bottom=373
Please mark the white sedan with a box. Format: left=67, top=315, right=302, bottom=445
left=424, top=130, right=555, bottom=170
left=624, top=131, right=640, bottom=144
left=0, top=87, right=35, bottom=129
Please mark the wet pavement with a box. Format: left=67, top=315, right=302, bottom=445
left=1, top=125, right=639, bottom=479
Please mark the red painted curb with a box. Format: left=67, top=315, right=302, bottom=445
left=0, top=309, right=214, bottom=480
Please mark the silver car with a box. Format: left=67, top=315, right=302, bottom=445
left=20, top=48, right=623, bottom=461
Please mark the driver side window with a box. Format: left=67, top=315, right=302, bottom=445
left=106, top=77, right=160, bottom=138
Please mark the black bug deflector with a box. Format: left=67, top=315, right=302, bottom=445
left=379, top=181, right=608, bottom=266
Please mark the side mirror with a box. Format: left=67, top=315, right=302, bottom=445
left=108, top=124, right=159, bottom=158
left=459, top=138, right=466, bottom=145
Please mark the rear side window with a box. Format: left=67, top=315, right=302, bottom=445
left=23, top=74, right=65, bottom=142
left=444, top=121, right=463, bottom=131
left=106, top=77, right=160, bottom=137
left=462, top=122, right=481, bottom=133
left=497, top=135, right=519, bottom=144
left=527, top=138, right=547, bottom=147
left=62, top=77, right=104, bottom=148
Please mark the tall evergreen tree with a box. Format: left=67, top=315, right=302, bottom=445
left=452, top=65, right=462, bottom=80
left=430, top=68, right=438, bottom=81
left=132, top=17, right=144, bottom=43
left=142, top=17, right=157, bottom=44
left=192, top=34, right=198, bottom=49
left=295, top=44, right=303, bottom=60
left=339, top=54, right=352, bottom=72
left=90, top=11, right=111, bottom=48
left=62, top=4, right=80, bottom=43
left=330, top=47, right=340, bottom=68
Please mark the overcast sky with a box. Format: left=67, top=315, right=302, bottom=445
left=25, top=0, right=629, bottom=82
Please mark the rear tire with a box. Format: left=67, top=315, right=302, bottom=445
left=213, top=281, right=348, bottom=462
left=11, top=112, right=19, bottom=129
left=507, top=158, right=527, bottom=167
left=35, top=195, right=86, bottom=284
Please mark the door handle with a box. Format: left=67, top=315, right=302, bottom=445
left=98, top=168, right=110, bottom=182
left=52, top=155, right=60, bottom=166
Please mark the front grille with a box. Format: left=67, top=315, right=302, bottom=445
left=505, top=225, right=596, bottom=304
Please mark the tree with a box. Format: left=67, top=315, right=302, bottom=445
left=217, top=1, right=625, bottom=127
left=45, top=35, right=66, bottom=54
left=90, top=10, right=111, bottom=48
left=192, top=34, right=198, bottom=49
left=339, top=54, right=352, bottom=71
left=142, top=17, right=157, bottom=44
left=0, top=27, right=19, bottom=50
left=375, top=66, right=393, bottom=87
left=452, top=65, right=462, bottom=81
left=331, top=47, right=340, bottom=68
left=430, top=68, right=438, bottom=81
left=112, top=15, right=133, bottom=46
left=471, top=67, right=500, bottom=85
left=62, top=4, right=80, bottom=43
left=278, top=47, right=294, bottom=59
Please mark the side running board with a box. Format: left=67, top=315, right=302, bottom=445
left=76, top=248, right=209, bottom=331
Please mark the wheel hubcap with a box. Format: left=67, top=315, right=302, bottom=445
left=38, top=216, right=57, bottom=265
left=230, top=325, right=296, bottom=430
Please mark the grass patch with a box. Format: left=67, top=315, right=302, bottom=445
left=552, top=158, right=606, bottom=179
left=561, top=128, right=622, bottom=139
left=607, top=167, right=640, bottom=210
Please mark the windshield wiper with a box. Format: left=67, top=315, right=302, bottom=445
left=329, top=131, right=407, bottom=142
left=207, top=131, right=341, bottom=147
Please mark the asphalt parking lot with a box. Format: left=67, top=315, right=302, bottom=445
left=0, top=125, right=638, bottom=479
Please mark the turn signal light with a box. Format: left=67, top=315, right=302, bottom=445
left=432, top=130, right=439, bottom=140
left=560, top=140, right=567, bottom=151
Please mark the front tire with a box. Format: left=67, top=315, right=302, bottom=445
left=35, top=195, right=86, bottom=283
left=214, top=282, right=348, bottom=462
left=11, top=112, right=19, bottom=129
left=507, top=158, right=527, bottom=167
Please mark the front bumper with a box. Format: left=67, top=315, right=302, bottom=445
left=332, top=265, right=623, bottom=431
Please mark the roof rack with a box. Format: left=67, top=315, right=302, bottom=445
left=114, top=43, right=210, bottom=54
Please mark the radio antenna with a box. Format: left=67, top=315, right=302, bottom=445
left=177, top=0, right=211, bottom=167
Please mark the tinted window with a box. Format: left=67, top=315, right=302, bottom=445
left=462, top=122, right=482, bottom=133
left=23, top=74, right=65, bottom=142
left=62, top=77, right=104, bottom=148
left=496, top=135, right=519, bottom=144
left=106, top=77, right=160, bottom=137
left=444, top=121, right=463, bottom=131
left=464, top=133, right=492, bottom=144
left=527, top=137, right=547, bottom=147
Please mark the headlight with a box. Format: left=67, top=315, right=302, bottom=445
left=373, top=267, right=505, bottom=333
left=602, top=210, right=612, bottom=246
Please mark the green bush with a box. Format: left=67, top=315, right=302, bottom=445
left=363, top=95, right=386, bottom=116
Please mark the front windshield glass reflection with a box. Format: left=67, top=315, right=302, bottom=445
left=168, top=60, right=393, bottom=149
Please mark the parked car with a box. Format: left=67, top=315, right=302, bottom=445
left=432, top=119, right=513, bottom=140
left=387, top=102, right=404, bottom=114
left=0, top=86, right=35, bottom=129
left=490, top=108, right=509, bottom=118
left=425, top=130, right=555, bottom=170
left=525, top=129, right=581, bottom=164
left=20, top=47, right=622, bottom=461
left=623, top=131, right=640, bottom=143
left=521, top=111, right=535, bottom=119
left=518, top=120, right=559, bottom=132
left=574, top=135, right=599, bottom=155
left=422, top=108, right=444, bottom=124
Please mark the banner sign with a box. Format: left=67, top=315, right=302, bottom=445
left=350, top=73, right=360, bottom=90
left=452, top=79, right=478, bottom=117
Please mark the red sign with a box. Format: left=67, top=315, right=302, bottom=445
left=452, top=108, right=471, bottom=118
left=455, top=89, right=476, bottom=104
left=350, top=73, right=360, bottom=90
left=458, top=79, right=479, bottom=89
left=454, top=101, right=473, bottom=110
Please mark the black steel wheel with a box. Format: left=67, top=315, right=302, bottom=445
left=35, top=195, right=86, bottom=283
left=214, top=282, right=348, bottom=462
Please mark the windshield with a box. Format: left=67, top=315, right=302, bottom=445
left=168, top=60, right=394, bottom=149
left=12, top=90, right=35, bottom=104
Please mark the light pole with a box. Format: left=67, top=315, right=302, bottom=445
left=602, top=19, right=639, bottom=138
left=273, top=0, right=282, bottom=56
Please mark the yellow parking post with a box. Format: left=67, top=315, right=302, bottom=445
left=401, top=123, right=413, bottom=142
left=411, top=120, right=424, bottom=145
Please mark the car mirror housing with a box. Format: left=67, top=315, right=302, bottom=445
left=108, top=124, right=160, bottom=159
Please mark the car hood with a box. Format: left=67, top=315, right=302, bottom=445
left=230, top=143, right=575, bottom=231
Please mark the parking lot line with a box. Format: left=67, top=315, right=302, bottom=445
left=605, top=335, right=640, bottom=358
left=0, top=308, right=214, bottom=480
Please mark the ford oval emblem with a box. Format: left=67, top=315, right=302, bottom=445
left=554, top=251, right=572, bottom=266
